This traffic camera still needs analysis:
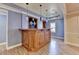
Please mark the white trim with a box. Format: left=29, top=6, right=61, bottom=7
left=0, top=4, right=40, bottom=19
left=0, top=42, right=6, bottom=46
left=52, top=36, right=64, bottom=39
left=0, top=8, right=8, bottom=49
left=64, top=4, right=67, bottom=43
left=7, top=43, right=22, bottom=50
left=0, top=4, right=22, bottom=14
left=6, top=10, right=8, bottom=49
left=65, top=32, right=79, bottom=34
left=65, top=41, right=79, bottom=47
left=0, top=8, right=8, bottom=15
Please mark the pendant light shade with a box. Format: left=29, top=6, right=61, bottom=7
left=25, top=3, right=29, bottom=16
left=46, top=9, right=48, bottom=19
left=40, top=4, right=42, bottom=21
left=26, top=3, right=29, bottom=5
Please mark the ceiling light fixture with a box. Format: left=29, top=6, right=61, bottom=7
left=45, top=9, right=48, bottom=19
left=40, top=4, right=42, bottom=21
left=26, top=3, right=29, bottom=16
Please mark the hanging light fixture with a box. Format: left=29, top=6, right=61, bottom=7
left=45, top=9, right=49, bottom=23
left=26, top=3, right=29, bottom=16
left=45, top=9, right=48, bottom=19
left=40, top=4, right=42, bottom=21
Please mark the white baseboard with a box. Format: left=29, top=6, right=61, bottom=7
left=0, top=42, right=6, bottom=45
left=52, top=36, right=64, bottom=39
left=65, top=41, right=79, bottom=47
left=7, top=43, right=22, bottom=50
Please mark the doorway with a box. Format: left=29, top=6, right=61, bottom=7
left=50, top=19, right=64, bottom=40
left=50, top=22, right=56, bottom=38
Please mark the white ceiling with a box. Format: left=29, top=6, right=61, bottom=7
left=14, top=3, right=64, bottom=18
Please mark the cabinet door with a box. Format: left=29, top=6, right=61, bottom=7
left=28, top=31, right=35, bottom=49
left=69, top=33, right=79, bottom=44
left=48, top=30, right=51, bottom=41
left=66, top=15, right=79, bottom=45
left=34, top=31, right=39, bottom=49
left=45, top=30, right=50, bottom=42
left=66, top=16, right=72, bottom=32
left=67, top=16, right=78, bottom=33
left=71, top=16, right=78, bottom=33
left=39, top=30, right=44, bottom=46
left=22, top=31, right=29, bottom=47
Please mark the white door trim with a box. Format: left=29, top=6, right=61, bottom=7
left=0, top=8, right=8, bottom=49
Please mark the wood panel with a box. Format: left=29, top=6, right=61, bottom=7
left=65, top=4, right=79, bottom=47
left=66, top=3, right=79, bottom=13
left=20, top=29, right=51, bottom=51
left=39, top=30, right=44, bottom=46
left=22, top=31, right=29, bottom=48
left=66, top=16, right=78, bottom=33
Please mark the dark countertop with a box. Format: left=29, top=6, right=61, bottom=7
left=19, top=28, right=50, bottom=31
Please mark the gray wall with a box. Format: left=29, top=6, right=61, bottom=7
left=0, top=4, right=49, bottom=47
left=8, top=11, right=21, bottom=47
left=8, top=10, right=49, bottom=47
left=22, top=14, right=28, bottom=29
left=0, top=15, right=6, bottom=43
left=49, top=18, right=64, bottom=38
left=55, top=19, right=64, bottom=37
left=8, top=11, right=46, bottom=47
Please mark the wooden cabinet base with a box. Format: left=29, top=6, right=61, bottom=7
left=22, top=40, right=50, bottom=51
left=20, top=29, right=51, bottom=51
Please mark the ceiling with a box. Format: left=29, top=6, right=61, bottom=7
left=14, top=3, right=64, bottom=18
left=66, top=3, right=79, bottom=12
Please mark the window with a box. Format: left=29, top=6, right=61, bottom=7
left=50, top=22, right=56, bottom=32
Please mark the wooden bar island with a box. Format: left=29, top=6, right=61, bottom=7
left=20, top=29, right=51, bottom=51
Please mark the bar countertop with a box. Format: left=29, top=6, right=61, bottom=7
left=19, top=28, right=50, bottom=31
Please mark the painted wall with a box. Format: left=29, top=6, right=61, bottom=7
left=0, top=15, right=6, bottom=43
left=0, top=4, right=49, bottom=47
left=8, top=11, right=44, bottom=47
left=49, top=18, right=64, bottom=38
left=8, top=11, right=22, bottom=47
left=3, top=3, right=44, bottom=29
left=22, top=14, right=28, bottom=29
left=55, top=19, right=64, bottom=37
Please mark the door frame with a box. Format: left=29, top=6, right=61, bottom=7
left=0, top=8, right=8, bottom=49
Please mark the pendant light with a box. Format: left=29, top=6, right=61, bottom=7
left=26, top=3, right=29, bottom=16
left=40, top=4, right=42, bottom=21
left=45, top=9, right=48, bottom=20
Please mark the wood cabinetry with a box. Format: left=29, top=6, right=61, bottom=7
left=65, top=4, right=79, bottom=45
left=39, top=30, right=45, bottom=47
left=20, top=29, right=51, bottom=51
